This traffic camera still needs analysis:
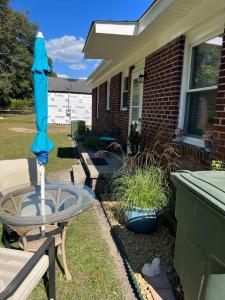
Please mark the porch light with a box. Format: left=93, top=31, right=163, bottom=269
left=138, top=73, right=146, bottom=83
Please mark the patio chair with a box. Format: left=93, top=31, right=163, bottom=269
left=0, top=237, right=55, bottom=300
left=0, top=158, right=72, bottom=281
left=0, top=158, right=40, bottom=195
left=0, top=158, right=39, bottom=247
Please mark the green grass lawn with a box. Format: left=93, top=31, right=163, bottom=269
left=0, top=113, right=75, bottom=175
left=29, top=209, right=123, bottom=300
left=0, top=113, right=123, bottom=300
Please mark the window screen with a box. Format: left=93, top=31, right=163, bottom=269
left=190, top=36, right=223, bottom=89
left=185, top=34, right=223, bottom=136
left=186, top=90, right=217, bottom=135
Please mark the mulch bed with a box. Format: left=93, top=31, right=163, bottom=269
left=101, top=198, right=175, bottom=300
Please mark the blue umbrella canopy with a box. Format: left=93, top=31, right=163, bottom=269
left=31, top=32, right=54, bottom=165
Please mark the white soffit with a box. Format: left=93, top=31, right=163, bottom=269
left=85, top=0, right=225, bottom=86
left=96, top=23, right=137, bottom=36
left=84, top=0, right=203, bottom=61
left=84, top=22, right=137, bottom=59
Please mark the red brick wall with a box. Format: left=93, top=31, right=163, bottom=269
left=92, top=82, right=111, bottom=132
left=91, top=69, right=131, bottom=148
left=213, top=28, right=225, bottom=161
left=91, top=32, right=225, bottom=167
left=141, top=36, right=185, bottom=148
left=110, top=70, right=132, bottom=147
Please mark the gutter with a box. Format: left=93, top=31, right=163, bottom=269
left=86, top=60, right=112, bottom=87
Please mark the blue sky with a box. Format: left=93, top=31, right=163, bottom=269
left=11, top=0, right=152, bottom=79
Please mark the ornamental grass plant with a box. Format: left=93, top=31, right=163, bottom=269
left=113, top=165, right=169, bottom=214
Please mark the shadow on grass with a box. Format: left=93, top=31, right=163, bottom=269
left=57, top=147, right=79, bottom=159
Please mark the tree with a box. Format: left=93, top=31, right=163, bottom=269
left=0, top=0, right=38, bottom=105
left=48, top=57, right=57, bottom=77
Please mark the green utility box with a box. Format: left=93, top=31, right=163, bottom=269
left=171, top=171, right=225, bottom=300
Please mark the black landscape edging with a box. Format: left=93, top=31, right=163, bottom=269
left=98, top=195, right=144, bottom=300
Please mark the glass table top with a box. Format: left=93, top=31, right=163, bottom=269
left=0, top=182, right=95, bottom=226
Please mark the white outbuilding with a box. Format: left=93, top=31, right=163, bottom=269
left=48, top=77, right=92, bottom=126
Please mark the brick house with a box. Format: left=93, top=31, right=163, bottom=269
left=83, top=0, right=225, bottom=169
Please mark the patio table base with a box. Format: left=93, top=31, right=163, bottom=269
left=19, top=224, right=72, bottom=281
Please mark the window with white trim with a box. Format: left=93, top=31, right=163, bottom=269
left=121, top=72, right=129, bottom=110
left=106, top=79, right=110, bottom=111
left=96, top=86, right=99, bottom=118
left=184, top=33, right=223, bottom=136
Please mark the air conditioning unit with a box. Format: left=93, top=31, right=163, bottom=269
left=71, top=120, right=85, bottom=139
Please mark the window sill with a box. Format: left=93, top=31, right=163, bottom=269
left=172, top=136, right=211, bottom=153
left=120, top=107, right=128, bottom=111
left=172, top=136, right=204, bottom=147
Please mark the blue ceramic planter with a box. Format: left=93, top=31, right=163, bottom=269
left=124, top=207, right=158, bottom=234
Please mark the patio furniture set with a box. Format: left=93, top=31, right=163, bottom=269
left=0, top=158, right=95, bottom=299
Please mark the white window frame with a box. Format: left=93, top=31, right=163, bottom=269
left=178, top=27, right=223, bottom=147
left=96, top=86, right=99, bottom=119
left=128, top=68, right=144, bottom=133
left=120, top=70, right=129, bottom=110
left=106, top=79, right=110, bottom=111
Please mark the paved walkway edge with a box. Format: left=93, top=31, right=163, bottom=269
left=94, top=199, right=143, bottom=300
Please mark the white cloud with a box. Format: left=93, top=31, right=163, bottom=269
left=57, top=74, right=69, bottom=78
left=46, top=35, right=85, bottom=63
left=78, top=77, right=87, bottom=80
left=69, top=63, right=87, bottom=71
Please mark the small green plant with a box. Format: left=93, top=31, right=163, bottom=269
left=77, top=121, right=86, bottom=135
left=211, top=160, right=224, bottom=170
left=113, top=165, right=168, bottom=214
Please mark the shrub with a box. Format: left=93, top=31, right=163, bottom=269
left=211, top=160, right=224, bottom=170
left=10, top=99, right=34, bottom=111
left=77, top=121, right=86, bottom=135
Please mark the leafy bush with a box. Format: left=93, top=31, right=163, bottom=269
left=211, top=160, right=224, bottom=170
left=10, top=99, right=34, bottom=111
left=113, top=165, right=168, bottom=213
left=77, top=121, right=86, bottom=135
left=82, top=136, right=100, bottom=149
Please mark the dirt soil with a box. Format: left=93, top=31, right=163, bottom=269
left=9, top=127, right=35, bottom=133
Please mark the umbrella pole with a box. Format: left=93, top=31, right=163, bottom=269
left=40, top=164, right=46, bottom=238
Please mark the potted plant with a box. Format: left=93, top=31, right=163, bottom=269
left=113, top=165, right=168, bottom=234
left=202, top=132, right=212, bottom=152
left=173, top=128, right=183, bottom=142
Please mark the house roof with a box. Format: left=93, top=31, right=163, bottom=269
left=48, top=77, right=91, bottom=94
left=83, top=0, right=225, bottom=88
left=83, top=0, right=166, bottom=59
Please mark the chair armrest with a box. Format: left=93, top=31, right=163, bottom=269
left=0, top=237, right=55, bottom=299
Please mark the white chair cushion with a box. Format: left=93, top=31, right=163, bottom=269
left=0, top=247, right=48, bottom=300
left=0, top=158, right=39, bottom=196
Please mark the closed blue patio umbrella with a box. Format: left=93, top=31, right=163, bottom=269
left=31, top=31, right=54, bottom=236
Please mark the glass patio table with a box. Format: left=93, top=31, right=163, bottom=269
left=0, top=182, right=95, bottom=280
